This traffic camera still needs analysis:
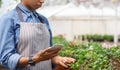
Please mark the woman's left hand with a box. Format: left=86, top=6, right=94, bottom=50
left=52, top=56, right=76, bottom=68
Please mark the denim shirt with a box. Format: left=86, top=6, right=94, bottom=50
left=0, top=3, right=52, bottom=70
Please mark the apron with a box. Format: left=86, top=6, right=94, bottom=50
left=16, top=6, right=52, bottom=70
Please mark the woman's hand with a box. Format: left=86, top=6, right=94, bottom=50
left=17, top=47, right=60, bottom=67
left=32, top=47, right=59, bottom=63
left=52, top=56, right=76, bottom=68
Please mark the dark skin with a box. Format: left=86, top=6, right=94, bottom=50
left=17, top=0, right=75, bottom=68
left=21, top=0, right=44, bottom=11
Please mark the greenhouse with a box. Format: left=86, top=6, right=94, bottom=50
left=0, top=0, right=120, bottom=70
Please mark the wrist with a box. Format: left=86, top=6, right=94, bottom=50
left=32, top=56, right=40, bottom=64
left=28, top=56, right=36, bottom=66
left=17, top=57, right=29, bottom=67
left=52, top=56, right=61, bottom=64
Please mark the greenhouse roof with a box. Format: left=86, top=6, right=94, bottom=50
left=37, top=3, right=120, bottom=18
left=1, top=2, right=120, bottom=18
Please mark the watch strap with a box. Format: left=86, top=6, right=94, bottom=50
left=28, top=56, right=35, bottom=66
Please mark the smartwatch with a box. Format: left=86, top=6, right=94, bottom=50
left=28, top=56, right=35, bottom=66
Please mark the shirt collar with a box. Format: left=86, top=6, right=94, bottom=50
left=17, top=3, right=37, bottom=17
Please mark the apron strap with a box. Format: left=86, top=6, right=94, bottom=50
left=16, top=6, right=24, bottom=22
left=16, top=5, right=44, bottom=23
left=34, top=12, right=44, bottom=23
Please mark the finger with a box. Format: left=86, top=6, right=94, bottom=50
left=37, top=50, right=44, bottom=55
left=50, top=53, right=58, bottom=58
left=50, top=50, right=60, bottom=55
left=47, top=49, right=60, bottom=56
left=46, top=48, right=61, bottom=54
left=37, top=47, right=52, bottom=55
left=67, top=58, right=75, bottom=63
left=43, top=51, right=58, bottom=59
left=63, top=57, right=76, bottom=64
left=59, top=61, right=68, bottom=68
left=42, top=47, right=52, bottom=53
left=63, top=59, right=72, bottom=64
left=65, top=57, right=76, bottom=62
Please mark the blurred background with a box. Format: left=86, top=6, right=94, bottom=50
left=0, top=0, right=120, bottom=45
left=1, top=0, right=120, bottom=70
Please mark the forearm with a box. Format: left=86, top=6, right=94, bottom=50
left=51, top=56, right=60, bottom=64
left=17, top=57, right=29, bottom=67
left=17, top=56, right=40, bottom=67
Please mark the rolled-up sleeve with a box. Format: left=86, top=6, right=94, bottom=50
left=8, top=54, right=21, bottom=70
left=0, top=14, right=21, bottom=70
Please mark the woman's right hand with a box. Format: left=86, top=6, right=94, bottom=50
left=32, top=47, right=59, bottom=63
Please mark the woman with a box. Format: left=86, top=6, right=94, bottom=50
left=0, top=0, right=75, bottom=70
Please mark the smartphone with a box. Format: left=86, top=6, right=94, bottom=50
left=48, top=44, right=63, bottom=52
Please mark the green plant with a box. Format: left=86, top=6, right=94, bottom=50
left=92, top=34, right=104, bottom=41
left=53, top=36, right=120, bottom=70
left=80, top=34, right=114, bottom=42
left=0, top=0, right=2, bottom=7
left=52, top=35, right=68, bottom=47
left=59, top=42, right=111, bottom=70
left=104, top=35, right=113, bottom=42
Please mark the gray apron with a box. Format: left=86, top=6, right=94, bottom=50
left=16, top=6, right=52, bottom=70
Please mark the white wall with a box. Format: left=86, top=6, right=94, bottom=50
left=49, top=16, right=120, bottom=40
left=0, top=0, right=19, bottom=17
